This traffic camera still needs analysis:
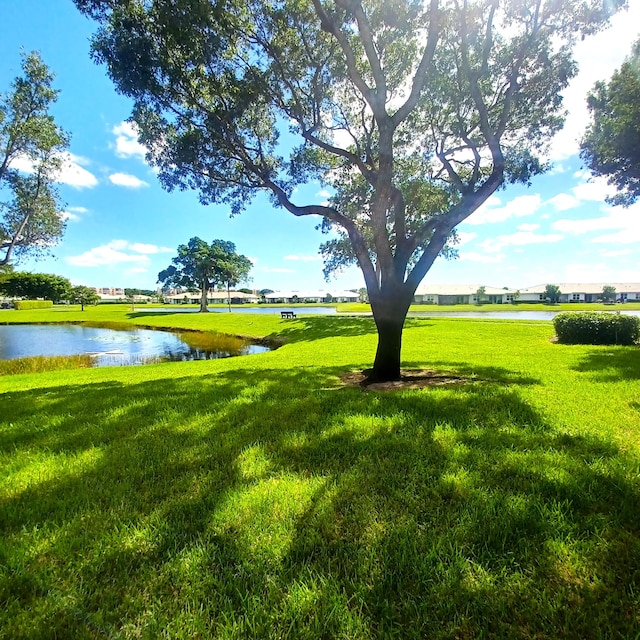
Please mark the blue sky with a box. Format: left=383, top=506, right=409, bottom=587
left=2, top=0, right=639, bottom=292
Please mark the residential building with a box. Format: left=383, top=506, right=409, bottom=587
left=518, top=283, right=640, bottom=303
left=413, top=284, right=517, bottom=305
left=263, top=290, right=359, bottom=303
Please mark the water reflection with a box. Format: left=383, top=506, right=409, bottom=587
left=0, top=324, right=270, bottom=367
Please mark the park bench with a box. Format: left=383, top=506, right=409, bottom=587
left=281, top=311, right=296, bottom=319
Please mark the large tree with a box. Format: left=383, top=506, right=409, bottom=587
left=158, top=237, right=252, bottom=312
left=0, top=52, right=69, bottom=266
left=581, top=38, right=640, bottom=206
left=76, top=0, right=623, bottom=381
left=0, top=271, right=71, bottom=302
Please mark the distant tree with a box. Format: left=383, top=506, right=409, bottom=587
left=158, top=237, right=252, bottom=313
left=237, top=287, right=254, bottom=295
left=124, top=288, right=155, bottom=297
left=602, top=285, right=617, bottom=303
left=71, top=285, right=99, bottom=311
left=76, top=0, right=623, bottom=381
left=544, top=284, right=562, bottom=305
left=358, top=287, right=369, bottom=304
left=259, top=289, right=274, bottom=296
left=1, top=52, right=69, bottom=266
left=475, top=286, right=487, bottom=305
left=0, top=271, right=70, bottom=302
left=581, top=39, right=640, bottom=206
left=511, top=290, right=520, bottom=305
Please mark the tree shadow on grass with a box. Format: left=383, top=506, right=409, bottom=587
left=570, top=346, right=640, bottom=381
left=404, top=360, right=542, bottom=386
left=2, top=366, right=640, bottom=638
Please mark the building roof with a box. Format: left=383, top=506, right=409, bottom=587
left=264, top=290, right=359, bottom=299
left=520, top=283, right=640, bottom=294
left=414, top=284, right=516, bottom=296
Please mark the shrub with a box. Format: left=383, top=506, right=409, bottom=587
left=554, top=311, right=640, bottom=345
left=13, top=300, right=53, bottom=310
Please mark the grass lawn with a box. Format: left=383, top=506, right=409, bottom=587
left=1, top=306, right=640, bottom=638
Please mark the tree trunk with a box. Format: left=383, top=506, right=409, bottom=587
left=199, top=281, right=208, bottom=312
left=368, top=289, right=413, bottom=382
left=227, top=282, right=231, bottom=312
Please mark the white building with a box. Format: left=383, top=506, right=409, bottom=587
left=518, top=283, right=640, bottom=303
left=164, top=290, right=260, bottom=304
left=263, top=290, right=359, bottom=303
left=413, top=284, right=517, bottom=305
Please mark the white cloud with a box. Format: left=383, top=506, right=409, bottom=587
left=59, top=205, right=89, bottom=222
left=112, top=121, right=148, bottom=160
left=109, top=172, right=149, bottom=188
left=552, top=202, right=640, bottom=240
left=552, top=215, right=617, bottom=234
left=456, top=231, right=477, bottom=246
left=284, top=254, right=322, bottom=262
left=66, top=240, right=163, bottom=267
left=58, top=153, right=99, bottom=188
left=546, top=193, right=580, bottom=211
left=261, top=267, right=296, bottom=273
left=129, top=243, right=173, bottom=254
left=549, top=3, right=640, bottom=160
left=316, top=189, right=331, bottom=198
left=517, top=223, right=540, bottom=232
left=592, top=229, right=640, bottom=245
left=125, top=267, right=149, bottom=275
left=572, top=178, right=616, bottom=203
left=480, top=231, right=564, bottom=253
left=459, top=251, right=504, bottom=264
left=599, top=249, right=632, bottom=258
left=11, top=152, right=98, bottom=189
left=60, top=210, right=80, bottom=222
left=465, top=194, right=541, bottom=225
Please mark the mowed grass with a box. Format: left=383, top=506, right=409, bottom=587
left=1, top=306, right=640, bottom=638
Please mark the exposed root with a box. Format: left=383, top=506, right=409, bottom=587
left=340, top=368, right=472, bottom=391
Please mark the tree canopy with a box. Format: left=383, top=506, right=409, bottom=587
left=1, top=52, right=69, bottom=266
left=581, top=38, right=640, bottom=206
left=70, top=285, right=100, bottom=310
left=158, top=237, right=252, bottom=312
left=544, top=284, right=561, bottom=304
left=76, top=0, right=624, bottom=380
left=0, top=271, right=71, bottom=302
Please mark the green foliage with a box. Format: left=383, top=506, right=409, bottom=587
left=124, top=288, right=155, bottom=297
left=0, top=52, right=69, bottom=266
left=554, top=311, right=640, bottom=345
left=0, top=271, right=70, bottom=301
left=581, top=39, right=640, bottom=206
left=602, top=285, right=617, bottom=303
left=13, top=299, right=53, bottom=310
left=75, top=0, right=624, bottom=379
left=70, top=285, right=100, bottom=310
left=158, top=237, right=252, bottom=312
left=544, top=284, right=562, bottom=304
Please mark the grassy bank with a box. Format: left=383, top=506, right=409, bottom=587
left=1, top=308, right=640, bottom=638
left=339, top=301, right=640, bottom=313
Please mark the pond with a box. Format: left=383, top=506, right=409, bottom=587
left=0, top=324, right=270, bottom=367
left=144, top=306, right=337, bottom=315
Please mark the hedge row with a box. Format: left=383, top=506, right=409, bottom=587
left=13, top=300, right=54, bottom=310
left=553, top=311, right=640, bottom=345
